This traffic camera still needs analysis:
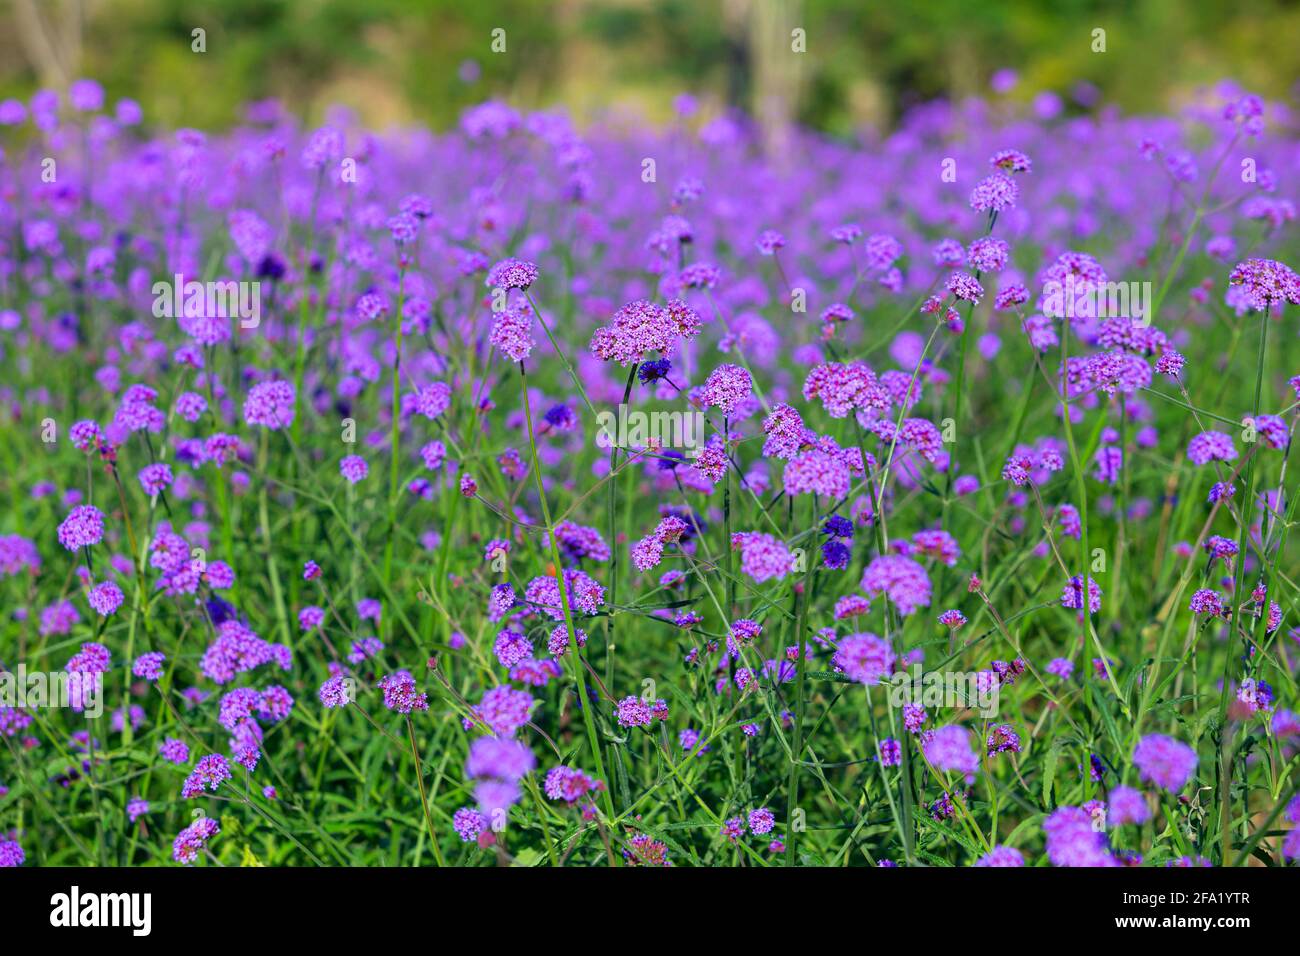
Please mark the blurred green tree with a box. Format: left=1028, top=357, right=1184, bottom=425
left=0, top=0, right=1295, bottom=131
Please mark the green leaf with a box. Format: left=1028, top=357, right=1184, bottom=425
left=1042, top=742, right=1059, bottom=808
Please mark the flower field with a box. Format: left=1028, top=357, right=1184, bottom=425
left=0, top=78, right=1298, bottom=869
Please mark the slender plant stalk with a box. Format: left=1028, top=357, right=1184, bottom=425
left=519, top=362, right=616, bottom=825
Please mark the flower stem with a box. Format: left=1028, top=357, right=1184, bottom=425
left=518, top=362, right=616, bottom=826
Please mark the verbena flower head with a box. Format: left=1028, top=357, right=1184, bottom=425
left=1227, top=258, right=1300, bottom=311
left=1106, top=785, right=1151, bottom=825
left=731, top=532, right=795, bottom=583
left=975, top=845, right=1025, bottom=866
left=701, top=363, right=753, bottom=416
left=544, top=765, right=599, bottom=803
left=339, top=455, right=369, bottom=483
left=1132, top=734, right=1197, bottom=792
left=172, top=817, right=219, bottom=865
left=802, top=362, right=888, bottom=418
left=319, top=676, right=354, bottom=708
left=475, top=686, right=534, bottom=736
left=1189, top=588, right=1224, bottom=616
left=58, top=505, right=105, bottom=551
left=967, top=237, right=1009, bottom=273
left=379, top=671, right=429, bottom=713
left=946, top=271, right=985, bottom=303
left=1061, top=575, right=1102, bottom=614
left=243, top=380, right=296, bottom=429
left=88, top=581, right=125, bottom=617
left=466, top=736, right=536, bottom=781
left=989, top=148, right=1032, bottom=174
left=860, top=555, right=931, bottom=616
left=833, top=633, right=895, bottom=685
left=1043, top=806, right=1116, bottom=867
left=923, top=725, right=979, bottom=782
left=969, top=172, right=1018, bottom=212
left=490, top=300, right=535, bottom=363
left=485, top=258, right=540, bottom=291
left=590, top=298, right=701, bottom=366
left=1187, top=430, right=1237, bottom=465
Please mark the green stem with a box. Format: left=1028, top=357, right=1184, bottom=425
left=518, top=362, right=616, bottom=826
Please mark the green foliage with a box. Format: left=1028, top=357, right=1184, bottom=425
left=2, top=0, right=1297, bottom=131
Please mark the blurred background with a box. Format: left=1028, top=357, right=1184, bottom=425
left=2, top=0, right=1298, bottom=134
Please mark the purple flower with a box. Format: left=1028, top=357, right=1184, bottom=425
left=878, top=738, right=901, bottom=766
left=784, top=448, right=850, bottom=498
left=466, top=737, right=536, bottom=781
left=58, top=505, right=105, bottom=551
left=544, top=765, right=599, bottom=803
left=1132, top=734, right=1197, bottom=792
left=0, top=99, right=27, bottom=125
left=1107, top=785, right=1150, bottom=825
left=485, top=258, right=540, bottom=291
left=938, top=609, right=966, bottom=628
left=969, top=172, right=1018, bottom=212
left=755, top=229, right=786, bottom=255
left=986, top=724, right=1021, bottom=756
left=922, top=725, right=979, bottom=782
left=975, top=845, right=1024, bottom=866
left=319, top=676, right=353, bottom=708
left=615, top=695, right=655, bottom=728
left=833, top=633, right=895, bottom=685
left=126, top=796, right=150, bottom=823
left=489, top=301, right=535, bottom=362
left=701, top=364, right=753, bottom=416
left=133, top=652, right=165, bottom=681
left=748, top=807, right=776, bottom=834
left=378, top=671, right=428, bottom=714
left=1043, top=806, right=1116, bottom=867
left=68, top=78, right=105, bottom=111
left=493, top=629, right=533, bottom=668
left=590, top=299, right=701, bottom=366
left=172, top=817, right=219, bottom=864
left=1189, top=587, right=1224, bottom=616
left=475, top=686, right=534, bottom=736
left=967, top=237, right=1009, bottom=273
left=339, top=455, right=369, bottom=483
left=414, top=382, right=452, bottom=419
left=989, top=148, right=1032, bottom=173
left=301, top=125, right=344, bottom=168
left=731, top=532, right=795, bottom=583
left=87, top=580, right=124, bottom=617
left=1061, top=575, right=1102, bottom=614
left=803, top=361, right=889, bottom=418
left=182, top=755, right=232, bottom=798
left=1227, top=258, right=1300, bottom=311
left=137, top=463, right=174, bottom=495
left=860, top=555, right=932, bottom=616
left=946, top=270, right=985, bottom=304
left=475, top=778, right=521, bottom=819
left=454, top=807, right=488, bottom=842
left=243, top=380, right=296, bottom=429
left=0, top=839, right=24, bottom=867
left=1047, top=657, right=1075, bottom=680
left=1187, top=431, right=1237, bottom=465
left=159, top=738, right=190, bottom=764
left=67, top=642, right=111, bottom=674
left=1155, top=348, right=1185, bottom=377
